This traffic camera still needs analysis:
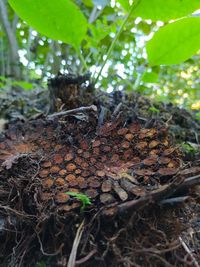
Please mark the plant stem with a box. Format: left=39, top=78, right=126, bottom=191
left=80, top=50, right=92, bottom=73
left=94, top=0, right=140, bottom=84
left=67, top=220, right=85, bottom=267
left=133, top=73, right=142, bottom=90
left=78, top=50, right=88, bottom=72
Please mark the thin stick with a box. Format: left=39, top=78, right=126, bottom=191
left=67, top=220, right=85, bottom=267
left=36, top=232, right=64, bottom=256
left=175, top=174, right=200, bottom=195
left=78, top=51, right=88, bottom=72
left=0, top=204, right=36, bottom=218
left=179, top=236, right=200, bottom=267
left=75, top=248, right=97, bottom=265
left=112, top=103, right=122, bottom=118
left=94, top=0, right=141, bottom=84
left=159, top=196, right=189, bottom=205
left=47, top=105, right=97, bottom=119
left=182, top=174, right=200, bottom=187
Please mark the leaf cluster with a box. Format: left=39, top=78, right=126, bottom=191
left=1, top=0, right=199, bottom=108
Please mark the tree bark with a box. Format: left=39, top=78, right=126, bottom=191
left=0, top=34, right=6, bottom=76
left=0, top=0, right=21, bottom=79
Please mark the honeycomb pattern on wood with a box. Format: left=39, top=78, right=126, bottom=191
left=0, top=117, right=182, bottom=213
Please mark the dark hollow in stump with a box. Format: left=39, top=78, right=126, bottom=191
left=48, top=72, right=93, bottom=112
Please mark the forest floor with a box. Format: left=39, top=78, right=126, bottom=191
left=0, top=74, right=200, bottom=267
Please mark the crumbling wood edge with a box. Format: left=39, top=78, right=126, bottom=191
left=101, top=174, right=200, bottom=216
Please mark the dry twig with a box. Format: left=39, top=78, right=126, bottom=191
left=67, top=220, right=85, bottom=267
left=47, top=105, right=97, bottom=119
left=75, top=248, right=97, bottom=266
left=179, top=236, right=200, bottom=267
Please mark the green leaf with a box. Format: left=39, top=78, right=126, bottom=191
left=0, top=76, right=8, bottom=81
left=65, top=192, right=92, bottom=211
left=8, top=0, right=87, bottom=49
left=12, top=81, right=33, bottom=90
left=146, top=17, right=200, bottom=66
left=195, top=112, right=200, bottom=120
left=119, top=0, right=200, bottom=21
left=82, top=0, right=93, bottom=7
left=0, top=82, right=4, bottom=88
left=118, top=0, right=130, bottom=11
left=86, top=18, right=114, bottom=49
left=137, top=21, right=151, bottom=35
left=149, top=106, right=160, bottom=113
left=181, top=143, right=197, bottom=154
left=141, top=71, right=158, bottom=83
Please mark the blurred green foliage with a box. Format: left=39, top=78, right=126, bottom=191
left=0, top=0, right=200, bottom=110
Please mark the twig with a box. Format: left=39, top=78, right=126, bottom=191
left=36, top=231, right=64, bottom=256
left=75, top=248, right=97, bottom=266
left=179, top=236, right=200, bottom=267
left=117, top=180, right=182, bottom=214
left=165, top=115, right=173, bottom=126
left=47, top=105, right=97, bottom=119
left=112, top=103, right=122, bottom=119
left=67, top=220, right=85, bottom=267
left=146, top=253, right=174, bottom=267
left=98, top=106, right=107, bottom=127
left=174, top=174, right=200, bottom=195
left=0, top=205, right=36, bottom=218
left=182, top=174, right=200, bottom=188
left=131, top=241, right=180, bottom=254
left=159, top=196, right=189, bottom=205
left=117, top=195, right=152, bottom=214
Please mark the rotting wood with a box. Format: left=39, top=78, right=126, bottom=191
left=0, top=112, right=199, bottom=216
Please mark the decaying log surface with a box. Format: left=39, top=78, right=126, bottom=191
left=0, top=74, right=200, bottom=267
left=1, top=108, right=199, bottom=217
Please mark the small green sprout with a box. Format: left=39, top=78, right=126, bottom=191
left=181, top=142, right=197, bottom=155
left=65, top=192, right=92, bottom=212
left=149, top=106, right=160, bottom=114
left=195, top=111, right=200, bottom=121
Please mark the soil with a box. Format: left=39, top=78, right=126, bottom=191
left=0, top=74, right=200, bottom=267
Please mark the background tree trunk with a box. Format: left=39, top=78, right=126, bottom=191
left=0, top=0, right=21, bottom=79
